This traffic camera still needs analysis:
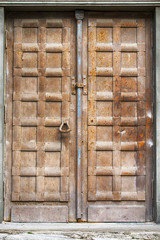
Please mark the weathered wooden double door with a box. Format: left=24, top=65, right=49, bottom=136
left=5, top=11, right=153, bottom=222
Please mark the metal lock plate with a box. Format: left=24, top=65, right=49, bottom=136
left=72, top=80, right=87, bottom=95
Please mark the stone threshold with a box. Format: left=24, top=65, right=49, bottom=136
left=0, top=222, right=159, bottom=234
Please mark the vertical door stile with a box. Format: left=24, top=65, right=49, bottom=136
left=81, top=15, right=88, bottom=222
left=75, top=10, right=84, bottom=220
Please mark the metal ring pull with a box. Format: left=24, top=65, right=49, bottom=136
left=59, top=121, right=71, bottom=133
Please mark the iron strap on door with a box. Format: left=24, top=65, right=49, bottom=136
left=75, top=10, right=84, bottom=220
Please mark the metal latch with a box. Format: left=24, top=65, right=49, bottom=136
left=74, top=82, right=85, bottom=88
left=72, top=77, right=87, bottom=95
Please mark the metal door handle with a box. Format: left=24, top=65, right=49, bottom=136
left=59, top=121, right=71, bottom=133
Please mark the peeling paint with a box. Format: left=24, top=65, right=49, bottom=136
left=78, top=148, right=81, bottom=166
left=147, top=112, right=152, bottom=118
left=147, top=139, right=153, bottom=147
left=77, top=89, right=81, bottom=117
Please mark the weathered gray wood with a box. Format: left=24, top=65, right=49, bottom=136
left=88, top=206, right=145, bottom=222
left=0, top=7, right=4, bottom=223
left=156, top=7, right=160, bottom=223
left=145, top=15, right=153, bottom=222
left=5, top=12, right=76, bottom=223
left=4, top=11, right=154, bottom=223
left=4, top=16, right=13, bottom=222
left=81, top=16, right=88, bottom=222
left=75, top=10, right=84, bottom=220
left=11, top=206, right=68, bottom=222
left=87, top=13, right=153, bottom=222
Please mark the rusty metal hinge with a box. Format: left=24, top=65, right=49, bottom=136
left=75, top=82, right=85, bottom=88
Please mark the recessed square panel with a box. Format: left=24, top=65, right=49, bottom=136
left=46, top=53, right=61, bottom=68
left=21, top=152, right=36, bottom=167
left=97, top=176, right=112, bottom=192
left=45, top=152, right=60, bottom=167
left=22, top=127, right=37, bottom=142
left=45, top=102, right=61, bottom=118
left=121, top=151, right=137, bottom=168
left=121, top=102, right=137, bottom=117
left=96, top=102, right=112, bottom=117
left=46, top=77, right=61, bottom=93
left=46, top=28, right=62, bottom=43
left=44, top=177, right=60, bottom=193
left=122, top=176, right=136, bottom=192
left=96, top=77, right=112, bottom=92
left=97, top=126, right=112, bottom=141
left=22, top=28, right=38, bottom=43
left=21, top=77, right=37, bottom=93
left=96, top=52, right=112, bottom=68
left=21, top=102, right=37, bottom=118
left=121, top=28, right=137, bottom=43
left=121, top=127, right=137, bottom=142
left=21, top=177, right=36, bottom=193
left=121, top=77, right=137, bottom=92
left=23, top=53, right=38, bottom=68
left=97, top=28, right=112, bottom=43
left=45, top=127, right=60, bottom=142
left=97, top=151, right=112, bottom=167
left=122, top=53, right=137, bottom=68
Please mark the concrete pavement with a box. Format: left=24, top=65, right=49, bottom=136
left=0, top=231, right=160, bottom=240
left=0, top=223, right=159, bottom=239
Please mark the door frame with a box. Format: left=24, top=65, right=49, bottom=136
left=0, top=7, right=159, bottom=223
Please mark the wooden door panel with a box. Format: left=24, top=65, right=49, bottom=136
left=87, top=16, right=153, bottom=222
left=5, top=12, right=153, bottom=223
left=12, top=17, right=71, bottom=203
left=5, top=14, right=76, bottom=222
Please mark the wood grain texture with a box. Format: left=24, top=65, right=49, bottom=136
left=11, top=205, right=68, bottom=222
left=5, top=11, right=153, bottom=223
left=88, top=205, right=145, bottom=222
left=87, top=14, right=153, bottom=222
left=5, top=12, right=76, bottom=222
